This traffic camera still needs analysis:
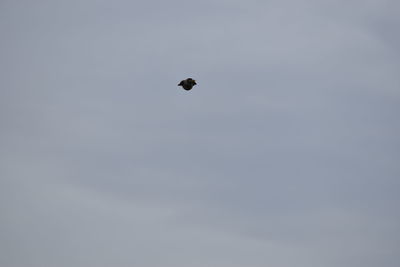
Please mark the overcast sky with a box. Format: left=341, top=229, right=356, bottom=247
left=1, top=0, right=399, bottom=266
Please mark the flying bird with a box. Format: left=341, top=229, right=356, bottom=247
left=178, top=78, right=197, bottom=91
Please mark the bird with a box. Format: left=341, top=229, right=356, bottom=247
left=178, top=78, right=197, bottom=91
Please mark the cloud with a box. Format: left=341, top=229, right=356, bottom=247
left=1, top=0, right=399, bottom=266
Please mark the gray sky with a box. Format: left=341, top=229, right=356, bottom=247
left=1, top=0, right=399, bottom=266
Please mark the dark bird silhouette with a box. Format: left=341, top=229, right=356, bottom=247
left=178, top=78, right=197, bottom=91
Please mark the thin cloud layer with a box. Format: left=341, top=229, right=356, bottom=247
left=1, top=0, right=399, bottom=267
